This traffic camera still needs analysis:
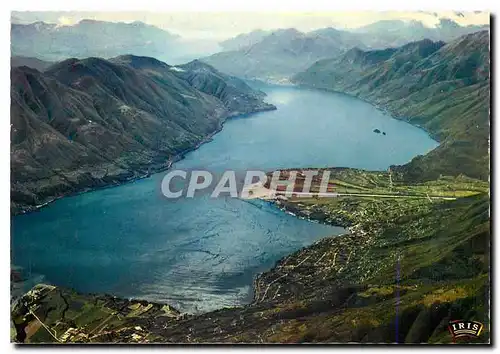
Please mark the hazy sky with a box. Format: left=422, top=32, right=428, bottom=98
left=12, top=11, right=490, bottom=40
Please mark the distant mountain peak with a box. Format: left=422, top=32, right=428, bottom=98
left=130, top=20, right=147, bottom=26
left=12, top=64, right=40, bottom=76
left=110, top=54, right=171, bottom=70
left=310, top=27, right=343, bottom=36
left=340, top=46, right=396, bottom=66
left=11, top=19, right=182, bottom=62
left=44, top=57, right=123, bottom=86
left=10, top=54, right=275, bottom=213
left=77, top=19, right=105, bottom=25
left=438, top=18, right=461, bottom=28
left=270, top=28, right=303, bottom=38
left=181, top=59, right=212, bottom=69
left=44, top=58, right=80, bottom=72
left=219, top=29, right=272, bottom=51
left=11, top=56, right=54, bottom=72
left=345, top=47, right=364, bottom=55
left=397, top=38, right=445, bottom=53
left=294, top=31, right=490, bottom=179
left=31, top=21, right=56, bottom=31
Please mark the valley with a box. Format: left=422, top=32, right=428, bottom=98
left=294, top=31, right=490, bottom=181
left=202, top=20, right=488, bottom=81
left=10, top=14, right=490, bottom=344
left=12, top=84, right=434, bottom=314
left=11, top=56, right=275, bottom=214
left=12, top=169, right=489, bottom=343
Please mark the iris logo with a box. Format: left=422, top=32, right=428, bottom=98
left=448, top=320, right=483, bottom=341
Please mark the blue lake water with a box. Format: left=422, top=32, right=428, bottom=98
left=11, top=84, right=438, bottom=313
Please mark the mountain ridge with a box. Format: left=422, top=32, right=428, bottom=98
left=11, top=20, right=181, bottom=63
left=10, top=55, right=275, bottom=214
left=294, top=30, right=490, bottom=180
left=204, top=20, right=489, bottom=80
left=203, top=27, right=360, bottom=80
left=11, top=56, right=53, bottom=71
left=10, top=25, right=490, bottom=345
left=12, top=170, right=490, bottom=343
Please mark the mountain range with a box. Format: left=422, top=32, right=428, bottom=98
left=10, top=22, right=491, bottom=344
left=11, top=56, right=53, bottom=71
left=11, top=19, right=220, bottom=65
left=351, top=18, right=488, bottom=47
left=203, top=28, right=364, bottom=80
left=10, top=56, right=275, bottom=213
left=219, top=29, right=272, bottom=51
left=203, top=19, right=488, bottom=80
left=13, top=18, right=487, bottom=82
left=294, top=30, right=490, bottom=181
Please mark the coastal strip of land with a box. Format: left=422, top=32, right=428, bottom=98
left=12, top=167, right=489, bottom=343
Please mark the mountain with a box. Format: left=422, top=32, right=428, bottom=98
left=308, top=27, right=368, bottom=48
left=11, top=20, right=182, bottom=62
left=10, top=27, right=491, bottom=345
left=294, top=30, right=490, bottom=180
left=174, top=60, right=273, bottom=113
left=219, top=29, right=271, bottom=51
left=12, top=170, right=490, bottom=343
left=10, top=56, right=275, bottom=213
left=202, top=28, right=361, bottom=80
left=352, top=19, right=489, bottom=48
left=203, top=19, right=488, bottom=81
left=11, top=56, right=53, bottom=71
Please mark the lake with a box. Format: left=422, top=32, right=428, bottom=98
left=11, top=84, right=438, bottom=313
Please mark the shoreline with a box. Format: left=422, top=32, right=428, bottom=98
left=11, top=81, right=438, bottom=313
left=292, top=82, right=443, bottom=144
left=11, top=76, right=453, bottom=217
left=11, top=81, right=446, bottom=315
left=11, top=194, right=354, bottom=316
left=249, top=77, right=442, bottom=143
left=11, top=104, right=277, bottom=217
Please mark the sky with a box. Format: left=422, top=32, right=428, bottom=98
left=11, top=11, right=490, bottom=40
